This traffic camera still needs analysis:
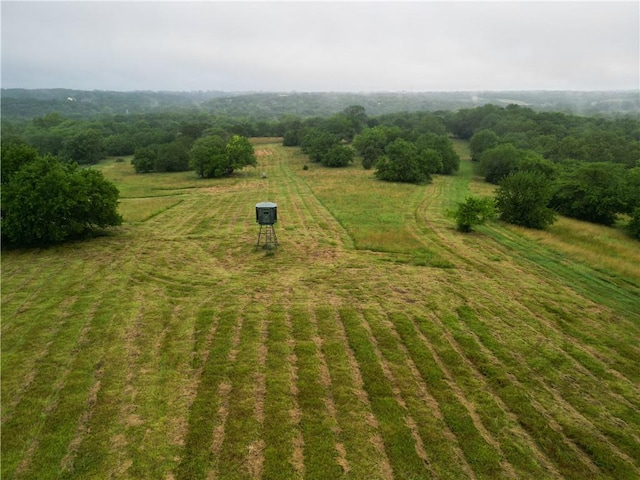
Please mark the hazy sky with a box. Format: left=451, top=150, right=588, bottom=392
left=2, top=1, right=639, bottom=92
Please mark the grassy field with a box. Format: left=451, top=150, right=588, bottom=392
left=2, top=139, right=639, bottom=479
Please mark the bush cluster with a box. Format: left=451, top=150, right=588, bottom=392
left=1, top=142, right=122, bottom=247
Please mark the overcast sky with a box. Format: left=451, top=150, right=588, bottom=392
left=2, top=1, right=638, bottom=92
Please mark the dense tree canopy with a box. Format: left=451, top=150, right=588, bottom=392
left=495, top=171, right=556, bottom=229
left=551, top=162, right=628, bottom=226
left=1, top=153, right=122, bottom=246
left=352, top=126, right=389, bottom=169
left=375, top=139, right=430, bottom=184
left=469, top=129, right=500, bottom=161
left=188, top=134, right=256, bottom=178
left=3, top=93, right=639, bottom=239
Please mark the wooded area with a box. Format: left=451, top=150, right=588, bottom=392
left=1, top=89, right=639, bottom=246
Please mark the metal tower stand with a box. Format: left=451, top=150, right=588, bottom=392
left=256, top=224, right=278, bottom=250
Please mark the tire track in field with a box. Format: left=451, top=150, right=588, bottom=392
left=175, top=303, right=245, bottom=480
left=16, top=273, right=131, bottom=479
left=2, top=291, right=106, bottom=478
left=1, top=253, right=110, bottom=422
left=248, top=312, right=268, bottom=479
left=276, top=146, right=354, bottom=250
left=432, top=310, right=563, bottom=478
left=339, top=306, right=435, bottom=479
left=290, top=305, right=345, bottom=478
left=444, top=219, right=640, bottom=390
left=0, top=252, right=70, bottom=315
left=1, top=293, right=81, bottom=426
left=102, top=291, right=147, bottom=479
left=10, top=298, right=98, bottom=479
left=216, top=303, right=271, bottom=479
left=392, top=266, right=628, bottom=480
left=205, top=311, right=244, bottom=479
left=348, top=259, right=558, bottom=479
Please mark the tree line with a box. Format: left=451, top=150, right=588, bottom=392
left=447, top=105, right=639, bottom=238
left=2, top=101, right=638, bottom=246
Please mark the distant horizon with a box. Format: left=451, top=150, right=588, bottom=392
left=3, top=87, right=639, bottom=94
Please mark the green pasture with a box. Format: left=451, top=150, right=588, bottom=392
left=2, top=140, right=639, bottom=479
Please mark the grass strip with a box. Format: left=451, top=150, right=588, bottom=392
left=402, top=310, right=552, bottom=479
left=448, top=306, right=638, bottom=479
left=338, top=307, right=428, bottom=479
left=262, top=306, right=298, bottom=480
left=175, top=307, right=238, bottom=480
left=216, top=304, right=265, bottom=479
left=384, top=310, right=506, bottom=479
left=314, top=306, right=387, bottom=479
left=290, top=306, right=343, bottom=479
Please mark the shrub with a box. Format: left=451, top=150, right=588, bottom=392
left=449, top=196, right=496, bottom=232
left=321, top=145, right=355, bottom=167
left=2, top=155, right=122, bottom=246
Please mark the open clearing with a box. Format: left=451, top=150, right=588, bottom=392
left=2, top=140, right=639, bottom=479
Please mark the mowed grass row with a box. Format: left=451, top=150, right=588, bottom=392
left=2, top=140, right=639, bottom=479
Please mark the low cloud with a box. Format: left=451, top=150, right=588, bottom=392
left=2, top=1, right=638, bottom=91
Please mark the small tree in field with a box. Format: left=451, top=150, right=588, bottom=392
left=189, top=134, right=256, bottom=178
left=449, top=196, right=496, bottom=232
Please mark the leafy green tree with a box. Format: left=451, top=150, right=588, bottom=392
left=154, top=138, right=191, bottom=172
left=495, top=171, right=556, bottom=229
left=551, top=162, right=627, bottom=226
left=414, top=133, right=459, bottom=174
left=225, top=134, right=257, bottom=172
left=283, top=130, right=301, bottom=147
left=624, top=167, right=640, bottom=212
left=300, top=128, right=340, bottom=163
left=103, top=134, right=135, bottom=156
left=469, top=129, right=500, bottom=161
left=418, top=148, right=443, bottom=175
left=627, top=208, right=640, bottom=240
left=1, top=141, right=39, bottom=185
left=449, top=196, right=496, bottom=232
left=61, top=128, right=104, bottom=164
left=32, top=112, right=65, bottom=128
left=353, top=126, right=388, bottom=169
left=189, top=134, right=256, bottom=178
left=280, top=116, right=303, bottom=146
left=189, top=135, right=226, bottom=177
left=479, top=144, right=524, bottom=184
left=322, top=145, right=355, bottom=167
left=375, top=139, right=429, bottom=183
left=132, top=146, right=157, bottom=173
left=2, top=155, right=122, bottom=246
left=517, top=154, right=557, bottom=179
left=342, top=105, right=368, bottom=137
